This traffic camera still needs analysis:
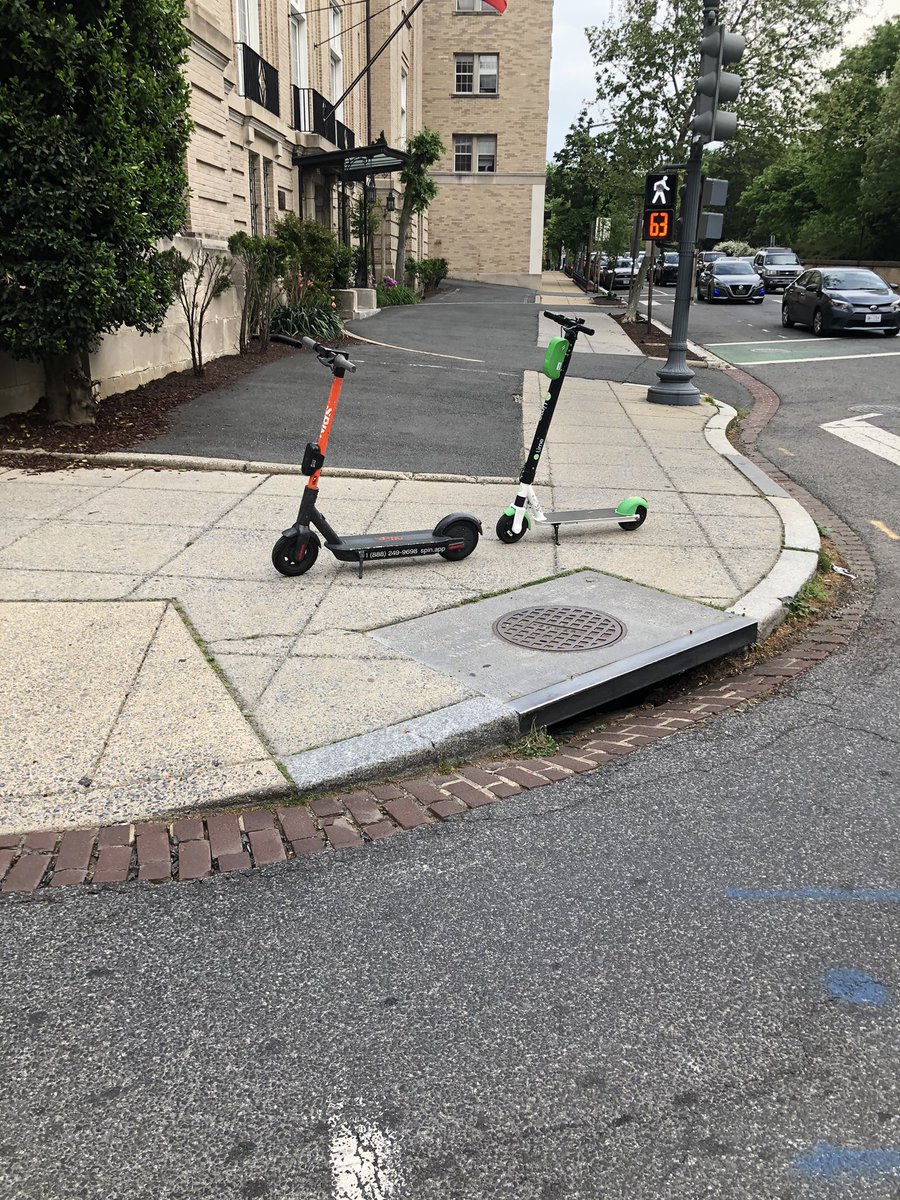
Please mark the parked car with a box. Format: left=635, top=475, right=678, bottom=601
left=752, top=247, right=803, bottom=292
left=601, top=256, right=635, bottom=290
left=696, top=258, right=766, bottom=303
left=695, top=250, right=728, bottom=283
left=782, top=267, right=900, bottom=336
left=653, top=252, right=679, bottom=286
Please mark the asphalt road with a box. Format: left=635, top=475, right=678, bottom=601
left=2, top=630, right=898, bottom=1199
left=2, top=279, right=898, bottom=1199
left=138, top=279, right=752, bottom=476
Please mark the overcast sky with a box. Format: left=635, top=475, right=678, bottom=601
left=546, top=0, right=900, bottom=163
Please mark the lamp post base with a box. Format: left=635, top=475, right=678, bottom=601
left=646, top=348, right=701, bottom=406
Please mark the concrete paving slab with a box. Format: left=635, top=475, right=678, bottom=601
left=553, top=544, right=744, bottom=600
left=683, top=493, right=776, bottom=517
left=0, top=599, right=285, bottom=834
left=538, top=312, right=642, bottom=357
left=0, top=519, right=199, bottom=576
left=120, top=468, right=263, bottom=493
left=698, top=514, right=783, bottom=548
left=289, top=629, right=407, bottom=660
left=372, top=570, right=756, bottom=728
left=215, top=493, right=384, bottom=532
left=302, top=581, right=477, bottom=633
left=0, top=569, right=144, bottom=601
left=67, top=486, right=240, bottom=527
left=156, top=527, right=335, bottom=582
left=132, top=575, right=332, bottom=642
left=2, top=466, right=139, bottom=487
left=90, top=605, right=275, bottom=789
left=252, top=474, right=396, bottom=500
left=0, top=518, right=42, bottom=551
left=550, top=486, right=690, bottom=514
left=547, top=460, right=674, bottom=491
left=254, top=654, right=474, bottom=753
left=0, top=481, right=113, bottom=520
left=0, top=600, right=165, bottom=802
left=214, top=653, right=280, bottom=707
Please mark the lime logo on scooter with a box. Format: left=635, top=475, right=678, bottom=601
left=495, top=313, right=648, bottom=546
left=269, top=334, right=482, bottom=579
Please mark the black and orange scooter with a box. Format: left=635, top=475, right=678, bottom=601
left=270, top=334, right=481, bottom=578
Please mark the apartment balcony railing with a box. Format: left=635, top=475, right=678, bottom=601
left=292, top=86, right=356, bottom=151
left=236, top=43, right=280, bottom=118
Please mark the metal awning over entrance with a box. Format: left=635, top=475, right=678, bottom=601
left=293, top=135, right=410, bottom=180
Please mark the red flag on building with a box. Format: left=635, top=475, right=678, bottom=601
left=482, top=0, right=508, bottom=11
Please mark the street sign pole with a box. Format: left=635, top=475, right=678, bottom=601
left=646, top=139, right=704, bottom=406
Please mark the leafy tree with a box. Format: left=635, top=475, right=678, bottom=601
left=584, top=0, right=860, bottom=243
left=165, top=248, right=233, bottom=377
left=860, top=57, right=900, bottom=253
left=740, top=19, right=900, bottom=256
left=0, top=0, right=192, bottom=423
left=394, top=128, right=444, bottom=282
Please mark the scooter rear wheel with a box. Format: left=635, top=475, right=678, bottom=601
left=495, top=513, right=527, bottom=544
left=272, top=532, right=320, bottom=577
left=618, top=504, right=648, bottom=531
left=439, top=520, right=479, bottom=561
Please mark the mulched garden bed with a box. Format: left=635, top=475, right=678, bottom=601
left=0, top=342, right=300, bottom=473
left=613, top=313, right=705, bottom=362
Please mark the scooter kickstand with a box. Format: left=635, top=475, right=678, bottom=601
left=357, top=555, right=364, bottom=580
left=552, top=524, right=560, bottom=546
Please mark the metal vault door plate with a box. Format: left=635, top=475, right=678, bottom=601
left=370, top=570, right=757, bottom=730
left=492, top=606, right=626, bottom=653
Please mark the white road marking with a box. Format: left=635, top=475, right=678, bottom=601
left=345, top=332, right=484, bottom=363
left=750, top=350, right=900, bottom=366
left=705, top=337, right=819, bottom=346
left=821, top=413, right=900, bottom=467
left=330, top=1121, right=402, bottom=1199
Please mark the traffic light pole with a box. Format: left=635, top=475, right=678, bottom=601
left=646, top=137, right=704, bottom=406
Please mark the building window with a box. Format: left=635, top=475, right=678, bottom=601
left=329, top=3, right=343, bottom=119
left=400, top=69, right=408, bottom=145
left=454, top=134, right=496, bottom=173
left=248, top=151, right=262, bottom=234
left=289, top=0, right=308, bottom=90
left=454, top=53, right=498, bottom=94
left=455, top=0, right=499, bottom=10
left=235, top=0, right=260, bottom=47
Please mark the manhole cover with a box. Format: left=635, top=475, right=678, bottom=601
left=492, top=606, right=626, bottom=653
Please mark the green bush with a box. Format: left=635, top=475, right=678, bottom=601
left=406, top=256, right=450, bottom=291
left=332, top=242, right=356, bottom=289
left=273, top=214, right=336, bottom=303
left=713, top=240, right=754, bottom=257
left=376, top=283, right=419, bottom=306
left=271, top=297, right=344, bottom=342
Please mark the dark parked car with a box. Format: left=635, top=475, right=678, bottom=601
left=696, top=258, right=765, bottom=303
left=782, top=268, right=900, bottom=336
left=653, top=252, right=679, bottom=286
left=752, top=247, right=803, bottom=292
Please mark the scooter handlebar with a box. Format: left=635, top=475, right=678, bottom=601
left=542, top=311, right=594, bottom=336
left=271, top=333, right=356, bottom=372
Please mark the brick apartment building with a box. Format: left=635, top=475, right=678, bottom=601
left=0, top=0, right=553, bottom=414
left=422, top=0, right=552, bottom=287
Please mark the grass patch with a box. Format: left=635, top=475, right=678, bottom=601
left=507, top=726, right=558, bottom=758
left=787, top=576, right=829, bottom=621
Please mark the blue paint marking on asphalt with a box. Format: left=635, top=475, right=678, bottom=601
left=793, top=1141, right=900, bottom=1178
left=724, top=886, right=900, bottom=902
left=824, top=968, right=893, bottom=1007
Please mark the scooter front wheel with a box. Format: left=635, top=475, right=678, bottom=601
left=495, top=513, right=527, bottom=544
left=439, top=520, right=480, bottom=561
left=272, top=532, right=320, bottom=577
left=618, top=504, right=648, bottom=531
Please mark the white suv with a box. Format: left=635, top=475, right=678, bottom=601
left=752, top=248, right=803, bottom=293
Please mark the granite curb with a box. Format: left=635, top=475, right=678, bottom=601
left=0, top=370, right=872, bottom=895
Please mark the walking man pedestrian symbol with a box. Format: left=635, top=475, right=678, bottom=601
left=651, top=175, right=671, bottom=205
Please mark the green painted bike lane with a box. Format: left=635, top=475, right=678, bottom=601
left=705, top=336, right=900, bottom=367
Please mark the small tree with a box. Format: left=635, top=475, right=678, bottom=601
left=272, top=214, right=337, bottom=304
left=228, top=233, right=285, bottom=353
left=0, top=0, right=192, bottom=423
left=394, top=129, right=445, bottom=283
left=165, top=248, right=233, bottom=376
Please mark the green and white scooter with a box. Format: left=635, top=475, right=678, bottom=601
left=496, top=311, right=648, bottom=545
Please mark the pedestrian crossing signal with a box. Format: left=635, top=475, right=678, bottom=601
left=643, top=208, right=673, bottom=240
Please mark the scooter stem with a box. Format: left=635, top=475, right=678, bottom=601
left=307, top=374, right=344, bottom=490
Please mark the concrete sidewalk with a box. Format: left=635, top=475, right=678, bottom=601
left=0, top=376, right=817, bottom=833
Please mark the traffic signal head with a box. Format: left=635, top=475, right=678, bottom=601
left=692, top=19, right=745, bottom=143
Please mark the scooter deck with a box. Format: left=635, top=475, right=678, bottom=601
left=326, top=529, right=460, bottom=564
left=541, top=508, right=638, bottom=524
